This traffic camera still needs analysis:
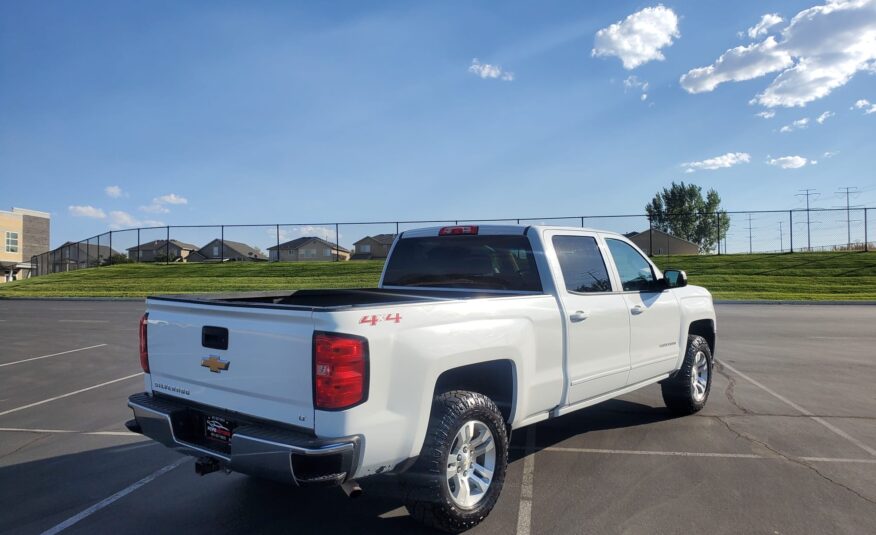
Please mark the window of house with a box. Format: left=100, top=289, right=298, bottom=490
left=213, top=246, right=219, bottom=256
left=552, top=235, right=612, bottom=293
left=360, top=244, right=371, bottom=253
left=605, top=239, right=657, bottom=292
left=324, top=249, right=331, bottom=257
left=5, top=232, right=19, bottom=253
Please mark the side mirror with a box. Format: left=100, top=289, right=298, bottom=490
left=663, top=269, right=688, bottom=289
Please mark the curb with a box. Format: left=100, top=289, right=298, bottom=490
left=715, top=300, right=876, bottom=306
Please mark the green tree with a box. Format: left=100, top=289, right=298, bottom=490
left=645, top=182, right=730, bottom=253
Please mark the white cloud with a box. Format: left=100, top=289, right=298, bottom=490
left=468, top=59, right=514, bottom=81
left=823, top=150, right=839, bottom=157
left=816, top=110, right=834, bottom=123
left=68, top=205, right=106, bottom=219
left=108, top=211, right=164, bottom=230
left=592, top=5, right=680, bottom=69
left=779, top=117, right=810, bottom=132
left=139, top=193, right=188, bottom=214
left=747, top=13, right=784, bottom=39
left=641, top=93, right=648, bottom=101
left=756, top=110, right=776, bottom=118
left=104, top=185, right=125, bottom=198
left=155, top=193, right=187, bottom=205
left=767, top=155, right=810, bottom=168
left=682, top=152, right=751, bottom=173
left=852, top=98, right=876, bottom=113
left=681, top=0, right=876, bottom=107
left=623, top=75, right=650, bottom=101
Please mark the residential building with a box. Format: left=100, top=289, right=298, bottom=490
left=191, top=239, right=267, bottom=262
left=125, top=239, right=198, bottom=262
left=351, top=234, right=396, bottom=260
left=626, top=229, right=700, bottom=256
left=267, top=237, right=350, bottom=261
left=52, top=241, right=121, bottom=271
left=1, top=207, right=50, bottom=283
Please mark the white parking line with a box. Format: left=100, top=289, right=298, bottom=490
left=719, top=360, right=876, bottom=457
left=517, top=445, right=876, bottom=464
left=515, top=427, right=535, bottom=535
left=0, top=373, right=143, bottom=417
left=58, top=320, right=109, bottom=323
left=0, top=344, right=107, bottom=368
left=40, top=457, right=189, bottom=535
left=0, top=428, right=139, bottom=437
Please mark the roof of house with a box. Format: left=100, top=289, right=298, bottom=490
left=200, top=239, right=267, bottom=259
left=627, top=229, right=698, bottom=247
left=353, top=234, right=396, bottom=245
left=125, top=239, right=198, bottom=252
left=267, top=236, right=350, bottom=254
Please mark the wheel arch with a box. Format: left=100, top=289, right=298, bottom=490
left=688, top=318, right=716, bottom=355
left=433, top=359, right=517, bottom=424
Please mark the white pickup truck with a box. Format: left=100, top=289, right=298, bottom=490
left=127, top=224, right=716, bottom=532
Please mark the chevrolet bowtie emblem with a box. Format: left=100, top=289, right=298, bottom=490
left=201, top=355, right=230, bottom=373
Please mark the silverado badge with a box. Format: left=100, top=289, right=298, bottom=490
left=201, top=355, right=230, bottom=373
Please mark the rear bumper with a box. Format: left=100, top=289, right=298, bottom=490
left=127, top=393, right=360, bottom=486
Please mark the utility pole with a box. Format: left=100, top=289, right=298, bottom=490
left=835, top=186, right=860, bottom=249
left=796, top=189, right=820, bottom=251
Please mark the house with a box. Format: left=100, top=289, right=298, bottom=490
left=351, top=234, right=396, bottom=260
left=125, top=239, right=199, bottom=262
left=626, top=229, right=699, bottom=256
left=1, top=207, right=50, bottom=283
left=191, top=239, right=267, bottom=262
left=267, top=237, right=350, bottom=262
left=52, top=241, right=121, bottom=271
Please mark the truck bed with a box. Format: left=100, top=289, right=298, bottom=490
left=149, top=288, right=536, bottom=310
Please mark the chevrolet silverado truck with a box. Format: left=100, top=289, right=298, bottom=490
left=126, top=224, right=716, bottom=532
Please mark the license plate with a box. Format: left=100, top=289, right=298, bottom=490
left=205, top=415, right=234, bottom=444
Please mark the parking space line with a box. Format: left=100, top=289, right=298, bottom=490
left=515, top=427, right=535, bottom=535
left=40, top=457, right=189, bottom=535
left=0, top=373, right=143, bottom=417
left=58, top=320, right=109, bottom=323
left=0, top=427, right=139, bottom=437
left=0, top=344, right=107, bottom=368
left=719, top=360, right=876, bottom=457
left=522, top=446, right=876, bottom=464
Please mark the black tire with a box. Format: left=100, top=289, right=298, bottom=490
left=661, top=335, right=713, bottom=415
left=402, top=390, right=508, bottom=533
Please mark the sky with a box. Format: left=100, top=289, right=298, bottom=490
left=1, top=0, right=875, bottom=251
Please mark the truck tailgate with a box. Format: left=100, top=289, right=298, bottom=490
left=145, top=298, right=315, bottom=429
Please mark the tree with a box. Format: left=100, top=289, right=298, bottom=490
left=645, top=182, right=730, bottom=253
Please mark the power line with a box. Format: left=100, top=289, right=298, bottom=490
left=834, top=186, right=861, bottom=247
left=795, top=189, right=820, bottom=251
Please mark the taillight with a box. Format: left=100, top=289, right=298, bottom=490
left=439, top=225, right=478, bottom=236
left=139, top=313, right=149, bottom=373
left=313, top=332, right=368, bottom=410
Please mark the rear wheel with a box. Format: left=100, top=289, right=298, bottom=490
left=402, top=390, right=508, bottom=533
left=661, top=335, right=712, bottom=415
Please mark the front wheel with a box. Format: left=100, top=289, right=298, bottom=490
left=402, top=390, right=508, bottom=533
left=661, top=335, right=713, bottom=415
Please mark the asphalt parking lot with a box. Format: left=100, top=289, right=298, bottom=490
left=1, top=301, right=875, bottom=535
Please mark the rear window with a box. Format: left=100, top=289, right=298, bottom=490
left=382, top=235, right=542, bottom=292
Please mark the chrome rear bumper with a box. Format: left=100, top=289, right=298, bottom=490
left=127, top=393, right=359, bottom=486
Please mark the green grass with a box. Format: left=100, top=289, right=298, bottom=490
left=1, top=252, right=875, bottom=300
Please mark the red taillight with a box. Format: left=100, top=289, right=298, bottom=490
left=313, top=332, right=368, bottom=410
left=139, top=313, right=149, bottom=373
left=439, top=225, right=479, bottom=236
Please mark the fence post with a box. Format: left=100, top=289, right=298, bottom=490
left=865, top=208, right=869, bottom=252
left=97, top=234, right=101, bottom=268
left=789, top=211, right=794, bottom=253
left=165, top=227, right=170, bottom=265
left=276, top=224, right=280, bottom=261
left=715, top=213, right=720, bottom=255
left=580, top=217, right=585, bottom=228
left=137, top=228, right=140, bottom=263
left=220, top=225, right=225, bottom=262
left=335, top=223, right=340, bottom=262
left=395, top=222, right=399, bottom=235
left=108, top=231, right=113, bottom=266
left=648, top=216, right=653, bottom=256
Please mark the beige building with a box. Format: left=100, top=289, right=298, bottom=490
left=268, top=237, right=350, bottom=261
left=626, top=229, right=700, bottom=256
left=126, top=239, right=198, bottom=262
left=1, top=207, right=51, bottom=282
left=351, top=234, right=396, bottom=260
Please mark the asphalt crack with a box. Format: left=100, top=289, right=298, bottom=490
left=715, top=415, right=876, bottom=507
left=0, top=433, right=50, bottom=460
left=713, top=360, right=752, bottom=414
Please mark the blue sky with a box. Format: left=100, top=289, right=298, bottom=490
left=2, top=0, right=875, bottom=250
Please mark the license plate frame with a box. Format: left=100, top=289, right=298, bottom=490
left=204, top=414, right=235, bottom=444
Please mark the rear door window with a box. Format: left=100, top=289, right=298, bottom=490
left=552, top=236, right=612, bottom=293
left=382, top=235, right=542, bottom=291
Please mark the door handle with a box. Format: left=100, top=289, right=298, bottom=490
left=630, top=305, right=645, bottom=315
left=569, top=310, right=590, bottom=322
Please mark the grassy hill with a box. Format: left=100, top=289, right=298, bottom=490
left=1, top=252, right=875, bottom=300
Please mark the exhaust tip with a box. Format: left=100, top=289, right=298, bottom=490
left=341, top=480, right=363, bottom=499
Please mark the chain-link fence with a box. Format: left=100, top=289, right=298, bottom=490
left=28, top=208, right=874, bottom=277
